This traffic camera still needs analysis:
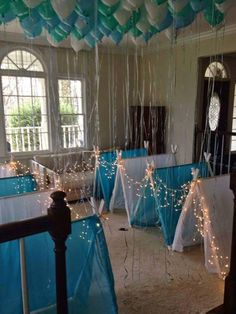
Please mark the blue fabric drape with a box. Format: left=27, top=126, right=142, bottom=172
left=0, top=215, right=117, bottom=314
left=0, top=175, right=37, bottom=197
left=152, top=162, right=208, bottom=245
left=0, top=240, right=22, bottom=314
left=130, top=180, right=159, bottom=227
left=95, top=148, right=147, bottom=209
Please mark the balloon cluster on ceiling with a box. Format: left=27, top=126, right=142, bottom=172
left=0, top=0, right=233, bottom=51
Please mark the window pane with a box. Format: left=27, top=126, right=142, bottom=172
left=72, top=98, right=83, bottom=114
left=1, top=50, right=43, bottom=72
left=71, top=80, right=81, bottom=98
left=59, top=79, right=84, bottom=148
left=232, top=119, right=236, bottom=130
left=1, top=62, right=48, bottom=152
left=1, top=56, right=19, bottom=70
left=2, top=76, right=17, bottom=96
left=31, top=78, right=46, bottom=96
left=231, top=141, right=236, bottom=151
left=17, top=77, right=32, bottom=96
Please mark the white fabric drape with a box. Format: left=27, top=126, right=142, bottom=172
left=0, top=190, right=54, bottom=224
left=109, top=153, right=176, bottom=216
left=0, top=163, right=16, bottom=178
left=172, top=175, right=234, bottom=277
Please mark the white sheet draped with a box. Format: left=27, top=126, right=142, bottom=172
left=0, top=190, right=54, bottom=224
left=0, top=163, right=16, bottom=178
left=109, top=153, right=176, bottom=219
left=172, top=174, right=234, bottom=277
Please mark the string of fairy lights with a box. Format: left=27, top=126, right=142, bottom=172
left=184, top=180, right=230, bottom=279
left=0, top=149, right=231, bottom=278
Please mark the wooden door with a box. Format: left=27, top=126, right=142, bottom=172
left=129, top=106, right=166, bottom=154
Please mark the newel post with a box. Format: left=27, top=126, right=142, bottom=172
left=48, top=191, right=71, bottom=314
left=207, top=172, right=236, bottom=313
left=223, top=172, right=236, bottom=313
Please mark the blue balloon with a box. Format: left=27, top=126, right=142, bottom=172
left=64, top=11, right=78, bottom=27
left=190, top=0, right=211, bottom=12
left=143, top=31, right=154, bottom=42
left=43, top=16, right=60, bottom=31
left=24, top=25, right=42, bottom=39
left=174, top=5, right=196, bottom=29
left=20, top=9, right=41, bottom=30
left=156, top=10, right=173, bottom=32
left=109, top=30, right=123, bottom=45
left=91, top=28, right=104, bottom=41
left=0, top=10, right=16, bottom=23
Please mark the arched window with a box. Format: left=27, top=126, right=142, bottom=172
left=0, top=49, right=48, bottom=152
left=205, top=61, right=228, bottom=79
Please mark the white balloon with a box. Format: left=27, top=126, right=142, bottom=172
left=121, top=0, right=135, bottom=11
left=101, top=0, right=120, bottom=6
left=136, top=16, right=150, bottom=33
left=71, top=36, right=87, bottom=52
left=23, top=0, right=44, bottom=8
left=75, top=18, right=87, bottom=30
left=114, top=7, right=132, bottom=25
left=145, top=0, right=168, bottom=21
left=127, top=0, right=143, bottom=9
left=168, top=0, right=189, bottom=13
left=51, top=0, right=76, bottom=20
left=130, top=34, right=145, bottom=45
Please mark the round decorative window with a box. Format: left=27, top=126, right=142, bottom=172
left=208, top=93, right=221, bottom=131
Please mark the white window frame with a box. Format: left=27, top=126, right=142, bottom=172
left=0, top=47, right=50, bottom=157
left=57, top=76, right=87, bottom=150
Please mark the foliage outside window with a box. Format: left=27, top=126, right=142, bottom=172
left=58, top=79, right=85, bottom=148
left=1, top=50, right=48, bottom=153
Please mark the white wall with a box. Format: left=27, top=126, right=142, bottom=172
left=141, top=31, right=236, bottom=164
left=0, top=42, right=139, bottom=163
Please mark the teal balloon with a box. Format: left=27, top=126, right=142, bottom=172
left=50, top=29, right=66, bottom=42
left=84, top=33, right=97, bottom=47
left=204, top=3, right=224, bottom=27
left=11, top=0, right=29, bottom=18
left=214, top=0, right=226, bottom=3
left=38, top=1, right=56, bottom=20
left=0, top=1, right=10, bottom=15
left=130, top=27, right=142, bottom=38
left=98, top=0, right=119, bottom=17
left=71, top=27, right=83, bottom=40
left=155, top=0, right=167, bottom=4
left=100, top=14, right=118, bottom=31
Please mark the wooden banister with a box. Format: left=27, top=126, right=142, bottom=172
left=0, top=190, right=71, bottom=314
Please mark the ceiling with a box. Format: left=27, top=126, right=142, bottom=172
left=0, top=1, right=236, bottom=52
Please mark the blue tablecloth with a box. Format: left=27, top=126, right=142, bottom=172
left=0, top=174, right=37, bottom=197
left=0, top=215, right=117, bottom=314
left=95, top=148, right=147, bottom=209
